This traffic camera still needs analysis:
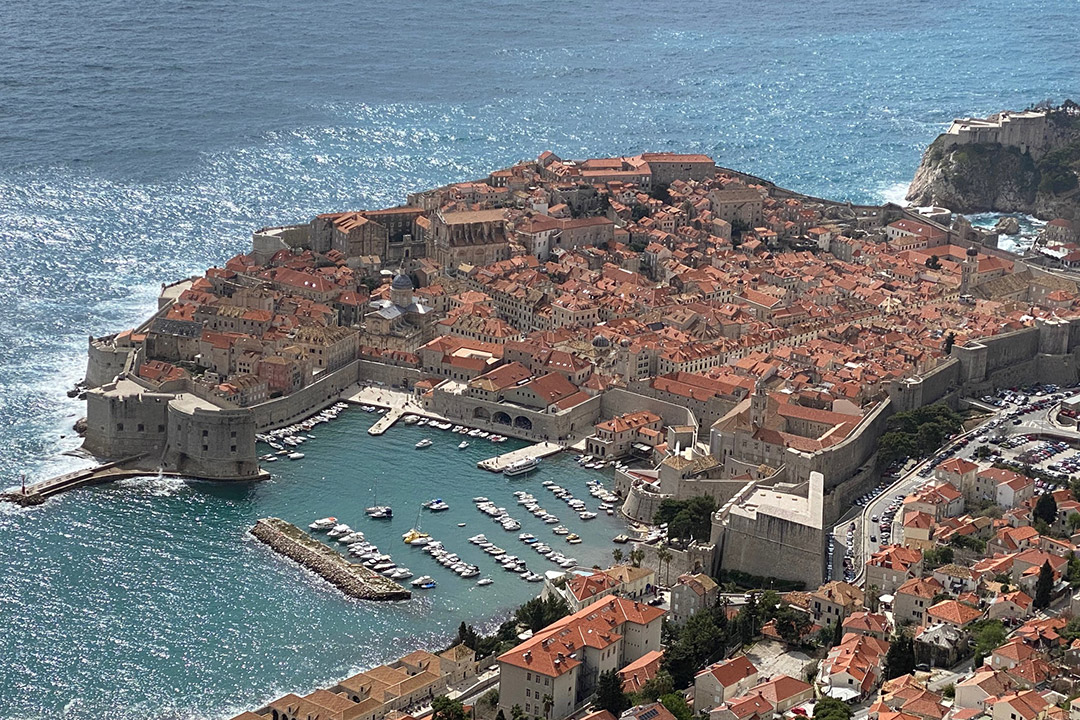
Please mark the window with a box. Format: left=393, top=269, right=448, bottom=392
left=137, top=423, right=144, bottom=432
left=116, top=423, right=124, bottom=431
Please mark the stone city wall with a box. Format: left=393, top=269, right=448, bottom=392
left=714, top=510, right=824, bottom=590
left=163, top=402, right=260, bottom=480
left=251, top=362, right=361, bottom=431
left=598, top=389, right=697, bottom=431
left=427, top=388, right=602, bottom=443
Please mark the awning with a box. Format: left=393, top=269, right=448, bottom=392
left=823, top=687, right=861, bottom=701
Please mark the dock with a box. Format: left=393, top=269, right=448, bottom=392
left=367, top=407, right=405, bottom=436
left=477, top=442, right=564, bottom=472
left=249, top=518, right=411, bottom=601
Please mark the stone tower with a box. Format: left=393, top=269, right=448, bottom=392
left=750, top=382, right=768, bottom=428
left=960, top=245, right=978, bottom=293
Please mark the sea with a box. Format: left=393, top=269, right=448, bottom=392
left=0, top=0, right=1076, bottom=717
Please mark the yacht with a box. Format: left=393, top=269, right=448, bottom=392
left=567, top=534, right=583, bottom=544
left=578, top=511, right=597, bottom=520
left=391, top=568, right=413, bottom=580
left=477, top=578, right=494, bottom=586
left=503, top=456, right=540, bottom=477
left=327, top=524, right=352, bottom=538
left=458, top=440, right=470, bottom=450
left=287, top=452, right=305, bottom=460
left=425, top=499, right=450, bottom=512
left=403, top=415, right=419, bottom=425
left=552, top=526, right=569, bottom=536
left=472, top=497, right=488, bottom=503
left=415, top=438, right=433, bottom=449
left=369, top=507, right=392, bottom=519
left=309, top=517, right=337, bottom=531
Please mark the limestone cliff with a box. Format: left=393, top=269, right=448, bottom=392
left=906, top=107, right=1080, bottom=221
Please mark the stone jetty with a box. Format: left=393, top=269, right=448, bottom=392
left=249, top=517, right=411, bottom=601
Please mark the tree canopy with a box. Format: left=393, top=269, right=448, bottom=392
left=432, top=696, right=468, bottom=720
left=814, top=697, right=853, bottom=720
left=653, top=496, right=717, bottom=542
left=884, top=630, right=916, bottom=680
left=595, top=669, right=630, bottom=715
left=1034, top=494, right=1058, bottom=526
left=1035, top=560, right=1054, bottom=609
left=515, top=595, right=571, bottom=632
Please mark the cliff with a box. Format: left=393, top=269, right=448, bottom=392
left=906, top=108, right=1080, bottom=220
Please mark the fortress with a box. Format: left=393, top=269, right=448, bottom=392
left=939, top=109, right=1065, bottom=160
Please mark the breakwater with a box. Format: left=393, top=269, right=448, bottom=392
left=249, top=517, right=411, bottom=601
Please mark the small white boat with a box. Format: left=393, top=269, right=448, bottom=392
left=553, top=526, right=569, bottom=535
left=327, top=524, right=352, bottom=538
left=415, top=438, right=433, bottom=449
left=309, top=517, right=337, bottom=531
left=403, top=415, right=419, bottom=425
left=477, top=578, right=493, bottom=586
left=411, top=575, right=434, bottom=587
left=578, top=512, right=597, bottom=520
left=472, top=497, right=488, bottom=503
left=287, top=452, right=305, bottom=460
left=458, top=440, right=470, bottom=449
left=426, top=499, right=450, bottom=512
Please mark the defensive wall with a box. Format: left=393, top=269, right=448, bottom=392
left=425, top=385, right=602, bottom=443
left=597, top=388, right=698, bottom=432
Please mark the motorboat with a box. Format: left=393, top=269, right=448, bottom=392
left=327, top=524, right=352, bottom=538
left=567, top=534, right=582, bottom=544
left=309, top=517, right=337, bottom=531
left=411, top=575, right=434, bottom=587
left=403, top=415, right=419, bottom=425
left=287, top=452, right=305, bottom=460
left=578, top=512, right=597, bottom=520
left=472, top=497, right=488, bottom=503
left=339, top=532, right=366, bottom=543
left=366, top=505, right=393, bottom=517
left=477, top=578, right=493, bottom=586
left=552, top=526, right=569, bottom=535
left=458, top=440, right=470, bottom=450
left=503, top=457, right=539, bottom=477
left=391, top=568, right=413, bottom=580
left=415, top=438, right=433, bottom=449
left=425, top=499, right=450, bottom=512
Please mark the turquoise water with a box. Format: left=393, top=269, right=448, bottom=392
left=1, top=410, right=624, bottom=718
left=1, top=0, right=1079, bottom=716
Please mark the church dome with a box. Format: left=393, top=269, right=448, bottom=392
left=966, top=245, right=979, bottom=257
left=391, top=273, right=413, bottom=290
left=592, top=334, right=611, bottom=348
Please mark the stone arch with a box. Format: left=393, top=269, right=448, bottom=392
left=473, top=407, right=491, bottom=420
left=513, top=416, right=533, bottom=431
left=493, top=411, right=511, bottom=425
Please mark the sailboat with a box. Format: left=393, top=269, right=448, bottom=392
left=402, top=503, right=430, bottom=545
left=366, top=483, right=392, bottom=518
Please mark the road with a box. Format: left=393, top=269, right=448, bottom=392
left=831, top=387, right=1080, bottom=587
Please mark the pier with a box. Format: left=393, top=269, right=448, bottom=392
left=477, top=441, right=564, bottom=472
left=367, top=407, right=405, bottom=436
left=1, top=456, right=146, bottom=506
left=249, top=518, right=411, bottom=601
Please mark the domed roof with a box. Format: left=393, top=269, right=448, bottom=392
left=966, top=245, right=979, bottom=257
left=592, top=334, right=611, bottom=348
left=391, top=273, right=413, bottom=290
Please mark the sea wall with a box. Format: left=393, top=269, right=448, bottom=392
left=84, top=335, right=137, bottom=389
left=163, top=401, right=260, bottom=480
left=427, top=389, right=602, bottom=443
left=83, top=383, right=172, bottom=459
left=356, top=359, right=425, bottom=388
left=250, top=518, right=411, bottom=601
left=251, top=362, right=361, bottom=431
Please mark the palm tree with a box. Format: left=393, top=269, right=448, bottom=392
left=630, top=548, right=645, bottom=568
left=612, top=548, right=624, bottom=565
left=656, top=545, right=672, bottom=586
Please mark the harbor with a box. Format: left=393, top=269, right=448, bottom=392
left=250, top=517, right=411, bottom=601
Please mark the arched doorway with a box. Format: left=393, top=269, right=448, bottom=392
left=493, top=411, right=511, bottom=425
left=513, top=416, right=533, bottom=431
left=473, top=407, right=491, bottom=420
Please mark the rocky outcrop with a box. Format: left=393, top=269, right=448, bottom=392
left=907, top=109, right=1080, bottom=221
left=995, top=216, right=1021, bottom=235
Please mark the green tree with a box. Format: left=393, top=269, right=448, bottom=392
left=972, top=619, right=1007, bottom=657
left=1035, top=560, right=1054, bottom=609
left=612, top=548, right=624, bottom=565
left=1070, top=477, right=1080, bottom=503
left=595, top=669, right=630, bottom=715
left=511, top=705, right=525, bottom=720
left=813, top=697, right=853, bottom=720
left=659, top=693, right=694, bottom=720
left=943, top=331, right=956, bottom=355
left=657, top=545, right=672, bottom=586
left=432, top=696, right=467, bottom=720
left=630, top=670, right=675, bottom=703
left=654, top=496, right=717, bottom=542
left=885, top=630, right=916, bottom=679
left=774, top=607, right=812, bottom=645
left=630, top=548, right=645, bottom=568
left=515, top=595, right=571, bottom=632
left=833, top=618, right=844, bottom=646
left=1035, top=494, right=1058, bottom=526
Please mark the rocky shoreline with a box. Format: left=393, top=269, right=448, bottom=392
left=250, top=517, right=411, bottom=601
